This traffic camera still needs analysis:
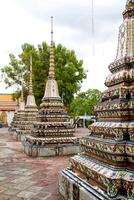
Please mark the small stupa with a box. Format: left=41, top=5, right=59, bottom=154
left=59, top=1, right=134, bottom=200
left=10, top=87, right=25, bottom=133
left=9, top=110, right=18, bottom=132
left=16, top=57, right=38, bottom=141
left=23, top=17, right=80, bottom=157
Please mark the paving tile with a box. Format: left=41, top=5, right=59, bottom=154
left=34, top=191, right=52, bottom=200
left=23, top=169, right=39, bottom=176
left=12, top=182, right=35, bottom=190
left=0, top=128, right=89, bottom=199
left=2, top=183, right=18, bottom=190
left=45, top=195, right=61, bottom=200
left=3, top=188, right=21, bottom=195
left=27, top=186, right=43, bottom=193
left=17, top=190, right=35, bottom=198
left=0, top=177, right=6, bottom=181
left=0, top=194, right=24, bottom=200
left=0, top=185, right=7, bottom=193
left=10, top=171, right=24, bottom=175
left=11, top=176, right=30, bottom=184
left=11, top=178, right=24, bottom=184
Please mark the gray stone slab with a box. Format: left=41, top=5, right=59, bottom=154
left=23, top=142, right=81, bottom=157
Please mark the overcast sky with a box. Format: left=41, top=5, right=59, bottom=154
left=0, top=0, right=126, bottom=93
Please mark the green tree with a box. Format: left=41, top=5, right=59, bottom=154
left=69, top=89, right=102, bottom=118
left=1, top=42, right=87, bottom=107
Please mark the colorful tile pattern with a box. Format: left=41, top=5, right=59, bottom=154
left=60, top=2, right=134, bottom=199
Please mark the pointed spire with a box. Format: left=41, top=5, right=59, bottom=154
left=48, top=16, right=55, bottom=79
left=26, top=55, right=37, bottom=107
left=123, top=0, right=134, bottom=20
left=20, top=85, right=24, bottom=102
left=18, top=84, right=25, bottom=111
left=126, top=0, right=134, bottom=5
left=51, top=16, right=54, bottom=46
left=29, top=55, right=33, bottom=95
left=43, top=17, right=60, bottom=99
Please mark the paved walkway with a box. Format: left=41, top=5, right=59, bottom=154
left=0, top=128, right=89, bottom=200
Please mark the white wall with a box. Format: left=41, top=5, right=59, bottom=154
left=7, top=111, right=14, bottom=126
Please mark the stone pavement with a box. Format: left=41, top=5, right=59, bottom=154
left=0, top=128, right=89, bottom=200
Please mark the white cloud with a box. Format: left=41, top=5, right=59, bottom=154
left=0, top=0, right=127, bottom=93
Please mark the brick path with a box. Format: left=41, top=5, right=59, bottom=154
left=0, top=128, right=88, bottom=200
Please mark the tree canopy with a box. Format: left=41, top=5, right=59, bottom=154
left=1, top=42, right=87, bottom=107
left=69, top=89, right=102, bottom=118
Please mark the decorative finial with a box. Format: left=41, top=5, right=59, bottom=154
left=123, top=0, right=134, bottom=19
left=51, top=16, right=53, bottom=45
left=126, top=0, right=134, bottom=6
left=29, top=55, right=33, bottom=95
left=20, top=85, right=24, bottom=102
left=48, top=16, right=55, bottom=79
left=126, top=0, right=134, bottom=4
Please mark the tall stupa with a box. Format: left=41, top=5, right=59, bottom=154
left=10, top=87, right=25, bottom=133
left=23, top=17, right=80, bottom=157
left=16, top=57, right=38, bottom=141
left=59, top=1, right=134, bottom=200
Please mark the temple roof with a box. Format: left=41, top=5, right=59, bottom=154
left=0, top=94, right=15, bottom=102
left=0, top=94, right=18, bottom=111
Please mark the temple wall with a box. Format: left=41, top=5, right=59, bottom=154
left=0, top=111, right=14, bottom=126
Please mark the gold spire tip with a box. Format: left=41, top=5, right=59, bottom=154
left=51, top=16, right=54, bottom=45
left=21, top=85, right=24, bottom=102
left=126, top=0, right=134, bottom=5
left=30, top=55, right=32, bottom=72
left=29, top=55, right=33, bottom=95
left=48, top=16, right=55, bottom=79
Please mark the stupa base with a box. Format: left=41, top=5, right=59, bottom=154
left=59, top=169, right=125, bottom=200
left=9, top=130, right=21, bottom=141
left=8, top=127, right=16, bottom=135
left=11, top=131, right=25, bottom=142
left=16, top=133, right=25, bottom=142
left=22, top=141, right=81, bottom=157
left=15, top=130, right=33, bottom=141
